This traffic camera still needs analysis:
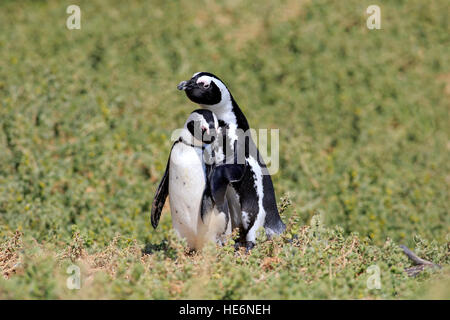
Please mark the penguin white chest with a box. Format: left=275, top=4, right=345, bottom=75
left=168, top=143, right=206, bottom=246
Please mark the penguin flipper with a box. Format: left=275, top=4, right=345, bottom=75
left=151, top=147, right=174, bottom=229
left=200, top=186, right=214, bottom=223
left=210, top=164, right=246, bottom=206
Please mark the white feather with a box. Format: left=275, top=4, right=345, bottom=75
left=245, top=156, right=266, bottom=242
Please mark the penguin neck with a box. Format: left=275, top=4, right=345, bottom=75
left=203, top=94, right=249, bottom=131
left=179, top=128, right=205, bottom=149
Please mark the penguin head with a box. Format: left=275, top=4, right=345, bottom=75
left=177, top=72, right=231, bottom=108
left=184, top=109, right=219, bottom=145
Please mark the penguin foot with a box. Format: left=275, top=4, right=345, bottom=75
left=245, top=241, right=255, bottom=252
left=233, top=241, right=255, bottom=253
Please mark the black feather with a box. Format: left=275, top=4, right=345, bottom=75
left=150, top=142, right=177, bottom=229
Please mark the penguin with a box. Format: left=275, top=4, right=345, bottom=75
left=177, top=72, right=286, bottom=250
left=151, top=109, right=231, bottom=251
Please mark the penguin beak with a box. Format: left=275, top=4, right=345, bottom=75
left=177, top=81, right=188, bottom=91
left=208, top=128, right=217, bottom=143
left=177, top=78, right=197, bottom=91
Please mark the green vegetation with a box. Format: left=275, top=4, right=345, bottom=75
left=0, top=0, right=448, bottom=299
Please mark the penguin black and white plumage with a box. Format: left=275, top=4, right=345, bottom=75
left=177, top=72, right=286, bottom=250
left=151, top=109, right=231, bottom=250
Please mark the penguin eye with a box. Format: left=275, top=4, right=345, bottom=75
left=203, top=83, right=210, bottom=89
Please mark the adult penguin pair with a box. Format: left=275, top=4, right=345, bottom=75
left=151, top=72, right=285, bottom=251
